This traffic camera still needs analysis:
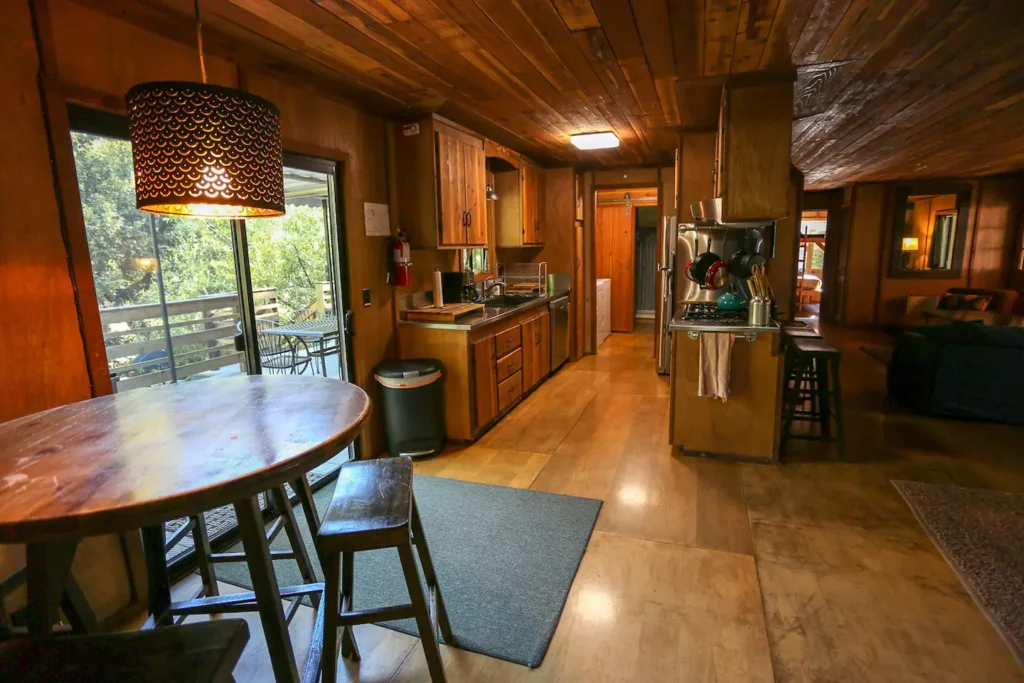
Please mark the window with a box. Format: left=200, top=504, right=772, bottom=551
left=461, top=248, right=489, bottom=274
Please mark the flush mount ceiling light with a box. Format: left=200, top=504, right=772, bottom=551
left=570, top=131, right=620, bottom=150
left=125, top=0, right=284, bottom=219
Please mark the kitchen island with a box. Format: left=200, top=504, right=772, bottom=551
left=668, top=308, right=784, bottom=462
left=398, top=292, right=568, bottom=442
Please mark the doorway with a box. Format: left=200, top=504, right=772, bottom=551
left=797, top=209, right=828, bottom=319
left=595, top=187, right=659, bottom=333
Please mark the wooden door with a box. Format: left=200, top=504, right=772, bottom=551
left=471, top=336, right=496, bottom=431
left=573, top=221, right=584, bottom=359
left=595, top=203, right=636, bottom=332
left=437, top=131, right=466, bottom=246
left=520, top=315, right=538, bottom=390
left=463, top=141, right=487, bottom=246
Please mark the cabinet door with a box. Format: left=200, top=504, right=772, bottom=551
left=538, top=310, right=551, bottom=378
left=437, top=131, right=466, bottom=247
left=463, top=142, right=487, bottom=246
left=471, top=335, right=497, bottom=431
left=520, top=316, right=538, bottom=390
left=531, top=164, right=545, bottom=245
left=521, top=163, right=543, bottom=245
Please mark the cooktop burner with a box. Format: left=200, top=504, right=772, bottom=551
left=683, top=303, right=745, bottom=321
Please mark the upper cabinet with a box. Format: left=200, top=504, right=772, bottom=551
left=396, top=116, right=487, bottom=249
left=494, top=160, right=545, bottom=247
left=714, top=79, right=794, bottom=222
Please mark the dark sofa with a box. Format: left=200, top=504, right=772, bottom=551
left=888, top=321, right=1024, bottom=424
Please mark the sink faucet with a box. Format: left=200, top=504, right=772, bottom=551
left=484, top=278, right=507, bottom=297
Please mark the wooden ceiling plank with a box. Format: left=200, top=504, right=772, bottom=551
left=79, top=0, right=415, bottom=110
left=668, top=0, right=705, bottom=80
left=789, top=0, right=854, bottom=65
left=792, top=0, right=993, bottom=170
left=588, top=0, right=666, bottom=127
left=222, top=0, right=440, bottom=103
left=758, top=0, right=815, bottom=69
left=551, top=0, right=601, bottom=31
left=731, top=0, right=782, bottom=73
left=516, top=0, right=646, bottom=161
left=795, top=7, right=1018, bottom=176
left=704, top=0, right=743, bottom=76
left=630, top=0, right=679, bottom=124
left=471, top=0, right=605, bottom=132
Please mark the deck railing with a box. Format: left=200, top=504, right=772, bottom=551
left=101, top=288, right=280, bottom=392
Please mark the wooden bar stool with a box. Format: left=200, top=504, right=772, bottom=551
left=315, top=457, right=453, bottom=683
left=165, top=475, right=323, bottom=624
left=781, top=337, right=846, bottom=460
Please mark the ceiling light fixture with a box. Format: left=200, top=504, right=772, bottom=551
left=570, top=132, right=620, bottom=151
left=125, top=0, right=284, bottom=219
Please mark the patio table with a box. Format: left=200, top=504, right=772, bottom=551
left=0, top=375, right=370, bottom=683
left=263, top=315, right=341, bottom=376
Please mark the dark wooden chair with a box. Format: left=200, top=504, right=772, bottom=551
left=781, top=337, right=846, bottom=460
left=0, top=618, right=249, bottom=682
left=314, top=457, right=452, bottom=683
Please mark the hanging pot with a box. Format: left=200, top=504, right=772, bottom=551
left=690, top=234, right=722, bottom=285
left=684, top=234, right=701, bottom=284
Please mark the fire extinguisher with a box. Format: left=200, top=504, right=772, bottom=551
left=390, top=231, right=412, bottom=286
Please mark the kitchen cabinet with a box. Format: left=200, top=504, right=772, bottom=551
left=471, top=336, right=497, bottom=430
left=395, top=115, right=488, bottom=249
left=494, top=160, right=545, bottom=247
left=714, top=79, right=794, bottom=222
left=520, top=310, right=550, bottom=391
left=398, top=300, right=558, bottom=441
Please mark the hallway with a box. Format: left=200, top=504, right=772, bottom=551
left=179, top=324, right=1024, bottom=681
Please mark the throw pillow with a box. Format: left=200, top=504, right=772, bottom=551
left=937, top=293, right=992, bottom=311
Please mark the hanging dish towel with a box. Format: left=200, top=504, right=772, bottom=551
left=698, top=332, right=734, bottom=402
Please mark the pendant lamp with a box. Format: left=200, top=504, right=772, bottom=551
left=125, top=0, right=284, bottom=219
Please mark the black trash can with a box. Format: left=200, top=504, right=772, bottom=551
left=374, top=358, right=446, bottom=457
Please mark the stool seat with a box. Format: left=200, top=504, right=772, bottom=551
left=0, top=619, right=249, bottom=683
left=319, top=457, right=413, bottom=552
left=792, top=338, right=840, bottom=356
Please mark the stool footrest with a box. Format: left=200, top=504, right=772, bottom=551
left=337, top=604, right=415, bottom=627
left=166, top=582, right=323, bottom=618
left=209, top=550, right=296, bottom=563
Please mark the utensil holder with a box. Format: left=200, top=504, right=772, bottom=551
left=748, top=297, right=770, bottom=326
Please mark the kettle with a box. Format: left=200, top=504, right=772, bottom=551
left=716, top=290, right=744, bottom=311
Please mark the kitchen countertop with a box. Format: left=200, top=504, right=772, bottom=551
left=399, top=290, right=569, bottom=331
left=667, top=306, right=780, bottom=334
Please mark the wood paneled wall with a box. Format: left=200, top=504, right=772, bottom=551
left=830, top=177, right=1024, bottom=327
left=0, top=0, right=147, bottom=627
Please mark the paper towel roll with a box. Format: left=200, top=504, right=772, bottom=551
left=432, top=269, right=444, bottom=308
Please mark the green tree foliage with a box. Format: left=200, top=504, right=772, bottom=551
left=72, top=132, right=329, bottom=315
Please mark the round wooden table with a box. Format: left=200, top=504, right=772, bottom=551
left=0, top=375, right=371, bottom=683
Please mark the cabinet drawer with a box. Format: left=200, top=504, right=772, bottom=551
left=495, top=348, right=523, bottom=383
left=493, top=325, right=522, bottom=356
left=497, top=371, right=523, bottom=413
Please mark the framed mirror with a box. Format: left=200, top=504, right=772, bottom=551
left=889, top=184, right=972, bottom=278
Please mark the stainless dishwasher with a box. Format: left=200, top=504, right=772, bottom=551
left=549, top=295, right=570, bottom=371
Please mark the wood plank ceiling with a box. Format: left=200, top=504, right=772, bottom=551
left=75, top=0, right=1024, bottom=189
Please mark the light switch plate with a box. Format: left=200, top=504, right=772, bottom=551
left=362, top=288, right=371, bottom=307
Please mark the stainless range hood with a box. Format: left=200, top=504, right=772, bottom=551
left=690, top=198, right=779, bottom=229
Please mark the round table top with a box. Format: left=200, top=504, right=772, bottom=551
left=0, top=375, right=371, bottom=544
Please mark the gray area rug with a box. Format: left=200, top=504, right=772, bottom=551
left=213, top=475, right=602, bottom=668
left=894, top=480, right=1024, bottom=668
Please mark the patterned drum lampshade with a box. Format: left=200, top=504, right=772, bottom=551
left=125, top=82, right=285, bottom=219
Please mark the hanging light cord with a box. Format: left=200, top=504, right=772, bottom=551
left=194, top=0, right=208, bottom=84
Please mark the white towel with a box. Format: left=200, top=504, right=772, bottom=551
left=698, top=332, right=734, bottom=402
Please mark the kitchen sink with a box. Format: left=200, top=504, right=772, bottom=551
left=483, top=294, right=536, bottom=307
